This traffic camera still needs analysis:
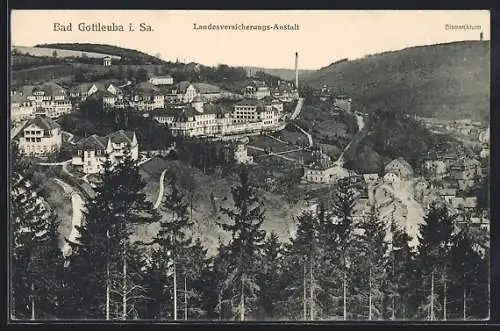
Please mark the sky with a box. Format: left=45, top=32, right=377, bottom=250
left=11, top=10, right=490, bottom=70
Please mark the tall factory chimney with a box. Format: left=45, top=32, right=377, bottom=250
left=295, top=52, right=299, bottom=89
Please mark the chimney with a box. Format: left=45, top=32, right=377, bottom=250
left=480, top=32, right=484, bottom=41
left=295, top=52, right=299, bottom=90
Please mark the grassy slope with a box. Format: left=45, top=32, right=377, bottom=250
left=134, top=157, right=303, bottom=256
left=304, top=41, right=490, bottom=122
left=34, top=43, right=163, bottom=63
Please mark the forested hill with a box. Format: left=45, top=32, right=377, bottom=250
left=35, top=43, right=165, bottom=65
left=304, top=41, right=490, bottom=123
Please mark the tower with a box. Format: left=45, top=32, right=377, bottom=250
left=295, top=52, right=299, bottom=89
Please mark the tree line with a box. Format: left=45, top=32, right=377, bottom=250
left=11, top=148, right=489, bottom=320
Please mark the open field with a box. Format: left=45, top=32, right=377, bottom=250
left=249, top=135, right=296, bottom=154
left=13, top=46, right=121, bottom=59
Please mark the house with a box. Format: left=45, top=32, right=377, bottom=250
left=424, top=159, right=448, bottom=178
left=272, top=82, right=299, bottom=102
left=413, top=178, right=430, bottom=202
left=149, top=75, right=174, bottom=86
left=192, top=83, right=223, bottom=101
left=303, top=151, right=338, bottom=183
left=479, top=127, right=489, bottom=144
left=150, top=107, right=180, bottom=126
left=333, top=95, right=352, bottom=112
left=232, top=99, right=267, bottom=123
left=242, top=81, right=270, bottom=100
left=352, top=198, right=372, bottom=222
left=385, top=157, right=414, bottom=180
left=130, top=82, right=165, bottom=110
left=16, top=83, right=72, bottom=119
left=438, top=188, right=458, bottom=204
left=363, top=173, right=379, bottom=187
left=103, top=56, right=112, bottom=66
left=14, top=116, right=62, bottom=156
left=11, top=92, right=36, bottom=122
left=176, top=81, right=198, bottom=103
left=88, top=90, right=118, bottom=107
left=72, top=130, right=138, bottom=174
left=450, top=196, right=477, bottom=211
left=234, top=143, right=253, bottom=164
left=70, top=82, right=123, bottom=102
left=449, top=157, right=482, bottom=181
left=383, top=172, right=400, bottom=186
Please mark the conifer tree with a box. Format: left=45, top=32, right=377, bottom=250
left=329, top=178, right=358, bottom=320
left=11, top=171, right=65, bottom=320
left=415, top=204, right=455, bottom=320
left=217, top=168, right=266, bottom=320
left=353, top=207, right=388, bottom=320
left=256, top=231, right=286, bottom=320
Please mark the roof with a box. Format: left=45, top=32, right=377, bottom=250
left=77, top=134, right=108, bottom=150
left=150, top=108, right=180, bottom=117
left=32, top=82, right=66, bottom=96
left=150, top=75, right=173, bottom=80
left=106, top=130, right=136, bottom=145
left=306, top=151, right=334, bottom=170
left=176, top=81, right=192, bottom=94
left=204, top=103, right=232, bottom=115
left=14, top=116, right=60, bottom=138
left=192, top=83, right=221, bottom=94
left=234, top=99, right=265, bottom=107
left=439, top=188, right=457, bottom=196
left=89, top=89, right=116, bottom=99
left=385, top=157, right=413, bottom=174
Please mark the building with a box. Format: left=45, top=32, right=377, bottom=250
left=272, top=81, right=299, bottom=103
left=129, top=82, right=165, bottom=111
left=333, top=95, right=352, bottom=112
left=303, top=151, right=337, bottom=183
left=149, top=75, right=174, bottom=86
left=192, top=83, right=223, bottom=101
left=72, top=130, right=138, bottom=174
left=242, top=81, right=271, bottom=100
left=449, top=158, right=482, bottom=181
left=234, top=143, right=253, bottom=164
left=70, top=82, right=123, bottom=102
left=424, top=159, right=448, bottom=178
left=103, top=56, right=112, bottom=66
left=385, top=157, right=414, bottom=180
left=14, top=83, right=72, bottom=119
left=176, top=81, right=198, bottom=103
left=11, top=92, right=36, bottom=122
left=14, top=116, right=62, bottom=156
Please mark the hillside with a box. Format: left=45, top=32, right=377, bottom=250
left=244, top=66, right=315, bottom=81
left=13, top=45, right=121, bottom=59
left=35, top=43, right=164, bottom=64
left=304, top=41, right=490, bottom=123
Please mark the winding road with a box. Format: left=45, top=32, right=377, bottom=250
left=153, top=169, right=168, bottom=209
left=54, top=178, right=85, bottom=257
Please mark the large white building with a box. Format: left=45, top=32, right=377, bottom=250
left=11, top=92, right=36, bottom=122
left=149, top=75, right=174, bottom=86
left=14, top=116, right=62, bottom=156
left=12, top=83, right=72, bottom=119
left=72, top=130, right=139, bottom=174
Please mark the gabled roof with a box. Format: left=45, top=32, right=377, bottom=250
left=14, top=116, right=60, bottom=139
left=150, top=107, right=180, bottom=117
left=385, top=157, right=413, bottom=174
left=89, top=89, right=117, bottom=99
left=106, top=130, right=136, bottom=145
left=76, top=134, right=108, bottom=151
left=32, top=82, right=66, bottom=96
left=176, top=81, right=192, bottom=94
left=192, top=83, right=221, bottom=94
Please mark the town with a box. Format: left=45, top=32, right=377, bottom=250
left=10, top=37, right=490, bottom=322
